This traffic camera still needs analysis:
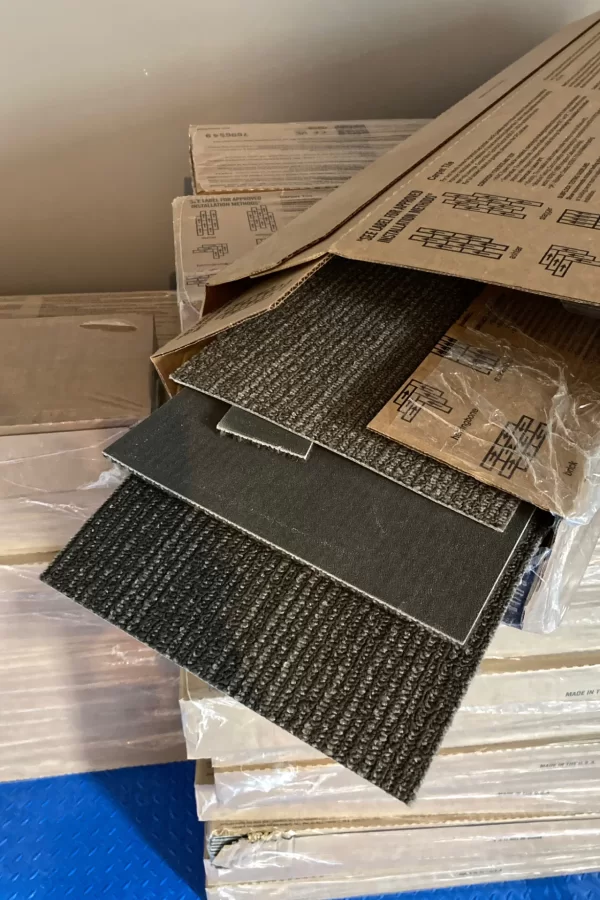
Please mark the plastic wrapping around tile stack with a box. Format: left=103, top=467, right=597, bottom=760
left=203, top=818, right=600, bottom=900
left=0, top=291, right=185, bottom=780
left=0, top=564, right=184, bottom=781
left=0, top=429, right=126, bottom=563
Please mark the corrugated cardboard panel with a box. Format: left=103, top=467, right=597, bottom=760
left=0, top=291, right=179, bottom=348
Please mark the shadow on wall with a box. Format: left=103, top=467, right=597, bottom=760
left=0, top=2, right=581, bottom=296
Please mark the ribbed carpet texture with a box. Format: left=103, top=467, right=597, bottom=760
left=43, top=477, right=548, bottom=802
left=174, top=257, right=518, bottom=531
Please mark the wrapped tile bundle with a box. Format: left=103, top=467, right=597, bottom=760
left=0, top=564, right=184, bottom=780
left=0, top=291, right=184, bottom=779
left=0, top=429, right=124, bottom=562
left=203, top=816, right=600, bottom=900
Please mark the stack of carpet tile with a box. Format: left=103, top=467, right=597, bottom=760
left=41, top=113, right=600, bottom=898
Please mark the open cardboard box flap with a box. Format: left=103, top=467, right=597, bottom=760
left=203, top=14, right=600, bottom=301
left=155, top=13, right=600, bottom=389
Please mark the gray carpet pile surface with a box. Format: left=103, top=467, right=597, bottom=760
left=42, top=476, right=550, bottom=802
left=174, top=256, right=518, bottom=531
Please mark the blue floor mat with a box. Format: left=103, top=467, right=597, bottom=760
left=1, top=761, right=600, bottom=900
left=0, top=761, right=205, bottom=900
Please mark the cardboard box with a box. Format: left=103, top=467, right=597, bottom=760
left=174, top=191, right=328, bottom=326
left=180, top=639, right=600, bottom=764
left=1, top=315, right=154, bottom=434
left=199, top=739, right=600, bottom=824
left=190, top=121, right=429, bottom=194
left=180, top=120, right=430, bottom=327
left=153, top=261, right=324, bottom=388
left=0, top=291, right=179, bottom=349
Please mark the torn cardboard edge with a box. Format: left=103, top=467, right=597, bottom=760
left=368, top=287, right=600, bottom=521
left=200, top=14, right=600, bottom=312
left=217, top=407, right=313, bottom=460
left=151, top=260, right=327, bottom=391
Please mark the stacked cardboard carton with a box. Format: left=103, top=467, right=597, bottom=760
left=0, top=292, right=186, bottom=779
left=176, top=119, right=428, bottom=329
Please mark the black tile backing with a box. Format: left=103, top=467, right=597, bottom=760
left=42, top=477, right=549, bottom=802
left=106, top=388, right=535, bottom=644
left=173, top=256, right=518, bottom=531
left=217, top=405, right=313, bottom=459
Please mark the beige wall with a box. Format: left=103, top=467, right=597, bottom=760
left=2, top=0, right=598, bottom=295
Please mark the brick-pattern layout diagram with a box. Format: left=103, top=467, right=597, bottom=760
left=481, top=415, right=547, bottom=480
left=195, top=210, right=219, bottom=237
left=393, top=380, right=453, bottom=423
left=409, top=228, right=509, bottom=260
left=247, top=205, right=278, bottom=233
left=192, top=243, right=229, bottom=260
left=540, top=244, right=600, bottom=277
left=432, top=336, right=501, bottom=376
left=442, top=192, right=543, bottom=219
left=558, top=209, right=600, bottom=230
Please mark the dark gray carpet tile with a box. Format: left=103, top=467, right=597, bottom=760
left=107, top=388, right=535, bottom=643
left=174, top=257, right=518, bottom=530
left=42, top=477, right=549, bottom=802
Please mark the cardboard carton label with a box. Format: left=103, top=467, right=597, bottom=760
left=190, top=120, right=428, bottom=193
left=174, top=192, right=327, bottom=324
left=369, top=288, right=600, bottom=519
left=333, top=23, right=600, bottom=307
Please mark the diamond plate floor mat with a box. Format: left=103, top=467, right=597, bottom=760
left=173, top=256, right=517, bottom=531
left=106, top=389, right=535, bottom=644
left=0, top=762, right=205, bottom=900
left=42, top=477, right=549, bottom=802
left=2, top=764, right=599, bottom=900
